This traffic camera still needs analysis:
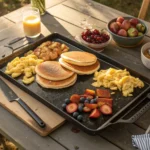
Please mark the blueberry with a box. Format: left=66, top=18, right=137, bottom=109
left=90, top=99, right=95, bottom=104
left=78, top=105, right=83, bottom=112
left=62, top=103, right=67, bottom=109
left=80, top=97, right=85, bottom=103
left=93, top=98, right=97, bottom=103
left=65, top=98, right=70, bottom=104
left=84, top=99, right=90, bottom=103
left=86, top=97, right=91, bottom=101
left=77, top=115, right=83, bottom=121
left=73, top=112, right=79, bottom=118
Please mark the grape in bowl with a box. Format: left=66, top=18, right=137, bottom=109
left=79, top=29, right=111, bottom=50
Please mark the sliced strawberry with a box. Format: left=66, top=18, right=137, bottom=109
left=100, top=104, right=112, bottom=115
left=96, top=89, right=111, bottom=98
left=85, top=103, right=98, bottom=109
left=83, top=106, right=92, bottom=112
left=97, top=98, right=113, bottom=107
left=70, top=94, right=80, bottom=103
left=66, top=103, right=78, bottom=114
left=84, top=89, right=95, bottom=96
left=80, top=94, right=93, bottom=100
left=89, top=108, right=101, bottom=118
left=97, top=101, right=105, bottom=107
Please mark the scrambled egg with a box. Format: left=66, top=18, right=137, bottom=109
left=92, top=68, right=144, bottom=97
left=5, top=51, right=43, bottom=84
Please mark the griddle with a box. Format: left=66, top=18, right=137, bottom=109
left=0, top=33, right=150, bottom=134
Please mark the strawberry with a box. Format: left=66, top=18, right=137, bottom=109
left=100, top=104, right=112, bottom=115
left=97, top=98, right=113, bottom=107
left=66, top=103, right=78, bottom=114
left=89, top=109, right=101, bottom=118
left=96, top=89, right=111, bottom=98
left=97, top=101, right=105, bottom=107
left=70, top=94, right=80, bottom=103
left=84, top=89, right=95, bottom=96
left=83, top=106, right=91, bottom=112
left=84, top=103, right=98, bottom=109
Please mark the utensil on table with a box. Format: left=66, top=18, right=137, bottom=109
left=0, top=36, right=32, bottom=58
left=0, top=78, right=46, bottom=128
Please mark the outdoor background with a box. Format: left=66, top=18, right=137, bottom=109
left=0, top=0, right=150, bottom=21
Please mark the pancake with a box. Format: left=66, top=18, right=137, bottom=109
left=61, top=51, right=97, bottom=66
left=35, top=61, right=74, bottom=81
left=59, top=58, right=100, bottom=75
left=36, top=73, right=77, bottom=89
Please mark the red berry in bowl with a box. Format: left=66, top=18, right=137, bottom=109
left=81, top=29, right=110, bottom=45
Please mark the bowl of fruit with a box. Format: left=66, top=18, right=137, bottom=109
left=107, top=16, right=148, bottom=47
left=80, top=29, right=111, bottom=51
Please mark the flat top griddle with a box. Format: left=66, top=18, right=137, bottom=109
left=0, top=33, right=150, bottom=134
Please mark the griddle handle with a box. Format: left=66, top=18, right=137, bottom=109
left=114, top=93, right=150, bottom=124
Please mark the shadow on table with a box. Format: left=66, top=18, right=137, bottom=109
left=41, top=11, right=73, bottom=38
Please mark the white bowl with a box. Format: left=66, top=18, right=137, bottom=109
left=79, top=30, right=111, bottom=51
left=141, top=42, right=150, bottom=69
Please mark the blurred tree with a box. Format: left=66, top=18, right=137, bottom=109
left=0, top=0, right=30, bottom=16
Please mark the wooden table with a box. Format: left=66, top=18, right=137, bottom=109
left=0, top=0, right=150, bottom=149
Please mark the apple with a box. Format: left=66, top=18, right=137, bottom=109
left=121, top=20, right=131, bottom=30
left=136, top=23, right=146, bottom=32
left=116, top=16, right=124, bottom=23
left=138, top=32, right=143, bottom=36
left=127, top=28, right=138, bottom=37
left=109, top=22, right=120, bottom=33
left=116, top=21, right=121, bottom=27
left=129, top=18, right=139, bottom=26
left=117, top=29, right=127, bottom=37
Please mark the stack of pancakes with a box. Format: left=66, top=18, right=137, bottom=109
left=35, top=61, right=77, bottom=89
left=59, top=51, right=100, bottom=75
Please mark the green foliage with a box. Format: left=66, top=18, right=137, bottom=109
left=0, top=0, right=30, bottom=16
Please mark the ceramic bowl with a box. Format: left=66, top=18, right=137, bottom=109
left=107, top=17, right=148, bottom=47
left=79, top=29, right=111, bottom=51
left=141, top=42, right=150, bottom=69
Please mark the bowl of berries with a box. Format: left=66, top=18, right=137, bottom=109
left=107, top=16, right=148, bottom=47
left=80, top=29, right=111, bottom=51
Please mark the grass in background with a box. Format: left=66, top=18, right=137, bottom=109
left=0, top=0, right=30, bottom=16
left=94, top=0, right=150, bottom=21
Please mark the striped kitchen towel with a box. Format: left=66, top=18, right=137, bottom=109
left=132, top=125, right=150, bottom=150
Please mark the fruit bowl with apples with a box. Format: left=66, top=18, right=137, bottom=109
left=107, top=16, right=148, bottom=47
left=79, top=29, right=111, bottom=51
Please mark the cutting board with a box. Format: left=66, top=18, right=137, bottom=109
left=0, top=77, right=65, bottom=136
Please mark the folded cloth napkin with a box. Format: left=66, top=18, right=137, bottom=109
left=132, top=125, right=150, bottom=150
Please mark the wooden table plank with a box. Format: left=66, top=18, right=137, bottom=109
left=0, top=106, right=67, bottom=150
left=4, top=0, right=67, bottom=23
left=99, top=124, right=144, bottom=150
left=63, top=0, right=150, bottom=37
left=135, top=110, right=150, bottom=129
left=50, top=123, right=121, bottom=150
left=0, top=17, right=14, bottom=32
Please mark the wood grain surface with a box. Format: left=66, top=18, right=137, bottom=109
left=0, top=77, right=65, bottom=136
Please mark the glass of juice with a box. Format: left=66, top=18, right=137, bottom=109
left=23, top=7, right=41, bottom=38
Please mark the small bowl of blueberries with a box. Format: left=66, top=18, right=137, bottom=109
left=79, top=28, right=111, bottom=51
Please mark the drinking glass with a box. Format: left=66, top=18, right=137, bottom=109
left=23, top=7, right=41, bottom=38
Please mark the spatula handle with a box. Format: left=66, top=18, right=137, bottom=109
left=17, top=98, right=46, bottom=128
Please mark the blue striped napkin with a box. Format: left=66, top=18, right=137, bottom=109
left=132, top=126, right=150, bottom=150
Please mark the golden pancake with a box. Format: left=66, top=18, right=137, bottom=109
left=59, top=58, right=100, bottom=75
left=35, top=61, right=74, bottom=81
left=36, top=73, right=77, bottom=89
left=61, top=51, right=97, bottom=66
